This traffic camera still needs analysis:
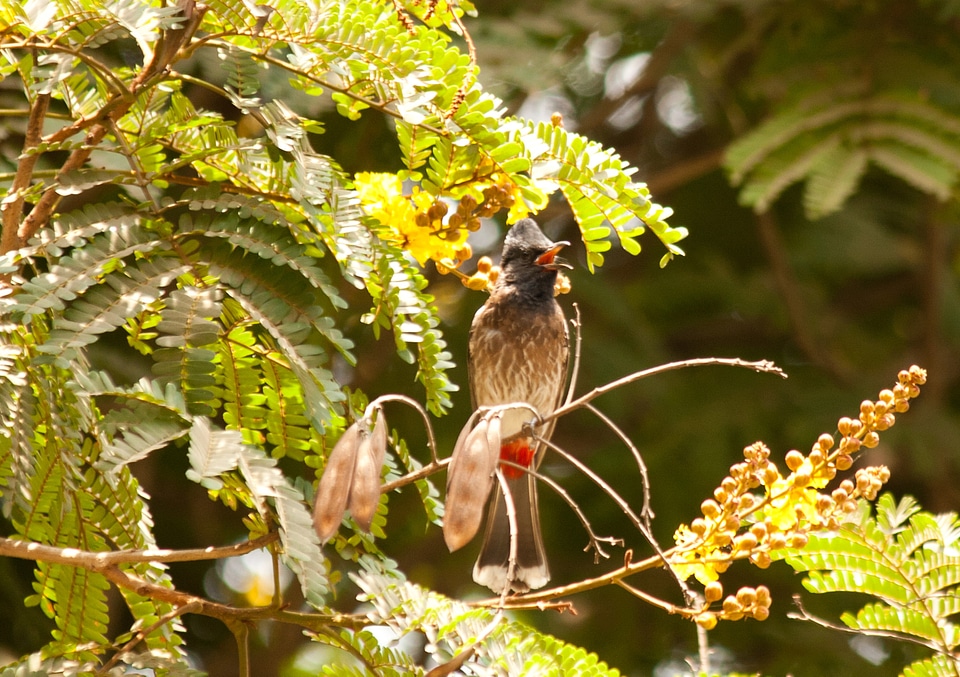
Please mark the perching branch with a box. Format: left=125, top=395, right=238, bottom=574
left=0, top=533, right=370, bottom=635
left=544, top=357, right=786, bottom=424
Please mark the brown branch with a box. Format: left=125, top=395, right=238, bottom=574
left=544, top=357, right=786, bottom=424
left=97, top=601, right=201, bottom=675
left=1, top=90, right=49, bottom=255
left=16, top=2, right=197, bottom=247
left=644, top=148, right=725, bottom=196
left=501, top=459, right=623, bottom=563
left=0, top=533, right=367, bottom=631
left=584, top=402, right=654, bottom=523
left=379, top=457, right=449, bottom=493
left=755, top=210, right=849, bottom=380
left=537, top=435, right=694, bottom=605
left=789, top=594, right=945, bottom=653
left=0, top=532, right=280, bottom=566
left=486, top=547, right=679, bottom=610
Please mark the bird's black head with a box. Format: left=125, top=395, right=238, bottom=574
left=498, top=219, right=571, bottom=299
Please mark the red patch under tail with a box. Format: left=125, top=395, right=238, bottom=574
left=499, top=440, right=535, bottom=479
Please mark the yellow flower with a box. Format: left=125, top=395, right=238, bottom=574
left=353, top=172, right=469, bottom=266
left=671, top=547, right=721, bottom=585
left=764, top=476, right=820, bottom=530
left=504, top=181, right=531, bottom=223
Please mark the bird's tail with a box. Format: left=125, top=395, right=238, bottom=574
left=472, top=473, right=549, bottom=593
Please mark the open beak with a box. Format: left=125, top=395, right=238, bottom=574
left=535, top=241, right=573, bottom=270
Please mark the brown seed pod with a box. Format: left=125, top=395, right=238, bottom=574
left=313, top=422, right=361, bottom=542
left=442, top=414, right=500, bottom=552
left=348, top=409, right=388, bottom=532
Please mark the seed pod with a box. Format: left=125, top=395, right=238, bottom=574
left=348, top=409, right=388, bottom=532
left=313, top=422, right=361, bottom=542
left=443, top=414, right=500, bottom=552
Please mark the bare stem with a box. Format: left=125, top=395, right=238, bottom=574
left=97, top=601, right=200, bottom=675
left=584, top=402, right=654, bottom=524
left=369, top=393, right=440, bottom=463
left=501, top=460, right=623, bottom=563
left=563, top=303, right=583, bottom=407
left=379, top=457, right=449, bottom=493
left=544, top=357, right=786, bottom=424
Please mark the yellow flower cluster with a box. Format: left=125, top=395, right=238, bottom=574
left=353, top=173, right=531, bottom=274
left=353, top=172, right=471, bottom=266
left=694, top=582, right=773, bottom=629
left=669, top=365, right=927, bottom=626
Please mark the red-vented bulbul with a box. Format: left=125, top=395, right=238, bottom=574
left=467, top=218, right=570, bottom=593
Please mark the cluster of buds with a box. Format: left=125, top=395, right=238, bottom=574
left=462, top=255, right=500, bottom=291
left=671, top=365, right=927, bottom=624
left=416, top=196, right=486, bottom=244
left=313, top=405, right=388, bottom=541
left=695, top=582, right=772, bottom=629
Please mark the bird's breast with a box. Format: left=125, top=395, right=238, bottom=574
left=469, top=300, right=568, bottom=439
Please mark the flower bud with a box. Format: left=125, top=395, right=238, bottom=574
left=695, top=612, right=718, bottom=630
left=736, top=587, right=757, bottom=606
left=785, top=450, right=804, bottom=471
left=455, top=243, right=473, bottom=262
left=464, top=273, right=489, bottom=291
left=704, top=581, right=724, bottom=603
left=701, top=499, right=721, bottom=520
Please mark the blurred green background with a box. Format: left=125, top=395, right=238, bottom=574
left=4, top=1, right=960, bottom=674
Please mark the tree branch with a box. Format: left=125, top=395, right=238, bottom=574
left=544, top=357, right=785, bottom=424
left=0, top=532, right=279, bottom=566
left=1, top=90, right=49, bottom=255
left=755, top=210, right=848, bottom=380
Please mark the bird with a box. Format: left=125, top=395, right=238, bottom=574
left=464, top=218, right=570, bottom=593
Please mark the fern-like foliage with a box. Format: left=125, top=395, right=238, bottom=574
left=315, top=569, right=624, bottom=676
left=724, top=6, right=960, bottom=218
left=0, top=0, right=680, bottom=669
left=727, top=94, right=960, bottom=218
left=784, top=494, right=960, bottom=677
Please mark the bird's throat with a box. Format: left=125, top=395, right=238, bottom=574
left=500, top=440, right=536, bottom=479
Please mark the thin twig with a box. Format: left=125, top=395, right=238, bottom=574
left=496, top=467, right=521, bottom=604
left=232, top=619, right=251, bottom=677
left=368, top=393, right=440, bottom=463
left=696, top=621, right=711, bottom=675
left=563, top=303, right=583, bottom=407
left=584, top=402, right=654, bottom=524
left=613, top=578, right=685, bottom=615
left=500, top=460, right=622, bottom=563
left=108, top=117, right=162, bottom=211
left=536, top=437, right=644, bottom=540
left=537, top=435, right=694, bottom=604
left=379, top=458, right=449, bottom=493
left=97, top=601, right=200, bottom=675
left=544, top=357, right=786, bottom=424
left=789, top=594, right=944, bottom=653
